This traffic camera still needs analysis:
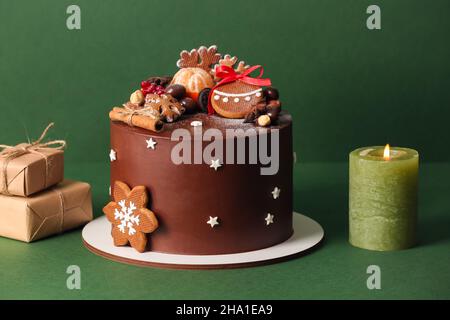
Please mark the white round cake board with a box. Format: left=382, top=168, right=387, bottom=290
left=82, top=212, right=324, bottom=269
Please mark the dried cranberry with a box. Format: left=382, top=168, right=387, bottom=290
left=141, top=80, right=150, bottom=88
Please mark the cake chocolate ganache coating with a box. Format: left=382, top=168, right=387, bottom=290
left=105, top=45, right=294, bottom=255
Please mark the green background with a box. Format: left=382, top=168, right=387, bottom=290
left=0, top=0, right=449, bottom=299
left=1, top=0, right=450, bottom=162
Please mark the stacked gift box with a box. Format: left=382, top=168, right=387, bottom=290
left=0, top=123, right=93, bottom=242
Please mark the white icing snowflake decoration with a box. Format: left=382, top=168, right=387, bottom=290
left=114, top=200, right=140, bottom=235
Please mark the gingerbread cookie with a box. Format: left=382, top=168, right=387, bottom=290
left=144, top=93, right=185, bottom=123
left=208, top=55, right=271, bottom=118
left=103, top=181, right=159, bottom=252
left=210, top=81, right=263, bottom=119
left=171, top=45, right=220, bottom=102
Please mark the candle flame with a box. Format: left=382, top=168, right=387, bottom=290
left=383, top=144, right=390, bottom=160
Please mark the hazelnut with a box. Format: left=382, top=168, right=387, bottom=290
left=257, top=114, right=271, bottom=127
left=130, top=90, right=145, bottom=105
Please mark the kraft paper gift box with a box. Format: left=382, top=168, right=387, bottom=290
left=0, top=180, right=93, bottom=243
left=0, top=145, right=64, bottom=197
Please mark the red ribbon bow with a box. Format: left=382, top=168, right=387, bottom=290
left=208, top=65, right=272, bottom=115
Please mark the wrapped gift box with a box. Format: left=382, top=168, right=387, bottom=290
left=0, top=145, right=64, bottom=197
left=0, top=180, right=92, bottom=242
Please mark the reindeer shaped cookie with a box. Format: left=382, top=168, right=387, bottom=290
left=171, top=45, right=221, bottom=102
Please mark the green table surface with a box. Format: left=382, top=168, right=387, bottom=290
left=0, top=162, right=449, bottom=300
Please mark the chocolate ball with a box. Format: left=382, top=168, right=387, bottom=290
left=198, top=88, right=211, bottom=113
left=266, top=100, right=281, bottom=123
left=179, top=97, right=197, bottom=114
left=165, top=84, right=186, bottom=100
left=263, top=87, right=279, bottom=101
left=267, top=108, right=280, bottom=122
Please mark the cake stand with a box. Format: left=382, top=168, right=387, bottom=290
left=82, top=212, right=324, bottom=269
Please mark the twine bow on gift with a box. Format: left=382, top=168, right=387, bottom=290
left=120, top=104, right=160, bottom=126
left=208, top=65, right=272, bottom=114
left=0, top=123, right=66, bottom=195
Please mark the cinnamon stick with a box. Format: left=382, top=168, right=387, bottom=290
left=109, top=107, right=163, bottom=132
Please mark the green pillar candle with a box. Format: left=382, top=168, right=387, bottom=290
left=349, top=145, right=419, bottom=251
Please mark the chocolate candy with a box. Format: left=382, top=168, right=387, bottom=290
left=267, top=108, right=280, bottom=122
left=198, top=88, right=211, bottom=113
left=263, top=87, right=279, bottom=101
left=266, top=100, right=281, bottom=123
left=165, top=84, right=186, bottom=100
left=179, top=97, right=197, bottom=114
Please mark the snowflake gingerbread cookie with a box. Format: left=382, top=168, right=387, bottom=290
left=103, top=181, right=159, bottom=252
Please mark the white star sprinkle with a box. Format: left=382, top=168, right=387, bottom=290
left=207, top=216, right=219, bottom=228
left=146, top=138, right=157, bottom=150
left=265, top=213, right=274, bottom=226
left=210, top=159, right=222, bottom=171
left=271, top=187, right=281, bottom=199
left=109, top=149, right=116, bottom=162
left=191, top=121, right=202, bottom=127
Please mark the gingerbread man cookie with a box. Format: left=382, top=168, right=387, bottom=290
left=103, top=181, right=159, bottom=252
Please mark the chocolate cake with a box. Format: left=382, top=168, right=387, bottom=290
left=105, top=45, right=294, bottom=255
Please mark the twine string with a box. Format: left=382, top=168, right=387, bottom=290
left=120, top=105, right=160, bottom=127
left=56, top=189, right=66, bottom=234
left=29, top=187, right=66, bottom=241
left=0, top=123, right=66, bottom=195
